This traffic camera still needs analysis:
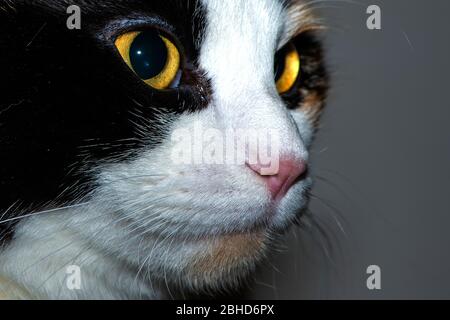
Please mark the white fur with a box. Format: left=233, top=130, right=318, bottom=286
left=0, top=0, right=315, bottom=299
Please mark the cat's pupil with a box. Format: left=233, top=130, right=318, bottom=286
left=274, top=51, right=285, bottom=82
left=129, top=30, right=167, bottom=80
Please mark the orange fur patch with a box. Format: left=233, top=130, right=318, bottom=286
left=300, top=91, right=325, bottom=125
left=191, top=231, right=267, bottom=276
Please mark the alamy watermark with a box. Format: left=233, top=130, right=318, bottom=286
left=170, top=122, right=281, bottom=174
left=367, top=5, right=382, bottom=30
left=366, top=265, right=381, bottom=290
left=66, top=5, right=81, bottom=30
left=66, top=265, right=82, bottom=290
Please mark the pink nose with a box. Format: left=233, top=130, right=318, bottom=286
left=247, top=157, right=307, bottom=201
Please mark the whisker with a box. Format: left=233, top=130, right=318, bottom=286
left=307, top=191, right=349, bottom=238
left=0, top=202, right=90, bottom=225
left=300, top=210, right=336, bottom=268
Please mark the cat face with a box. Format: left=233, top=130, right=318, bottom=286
left=0, top=0, right=327, bottom=292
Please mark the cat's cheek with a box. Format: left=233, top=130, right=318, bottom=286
left=290, top=110, right=316, bottom=147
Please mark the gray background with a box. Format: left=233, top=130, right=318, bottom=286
left=251, top=0, right=450, bottom=299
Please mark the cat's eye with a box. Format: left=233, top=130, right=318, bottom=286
left=274, top=43, right=301, bottom=94
left=115, top=29, right=181, bottom=90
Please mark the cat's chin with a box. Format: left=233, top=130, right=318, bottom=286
left=174, top=191, right=309, bottom=293
left=137, top=195, right=308, bottom=295
left=146, top=228, right=272, bottom=295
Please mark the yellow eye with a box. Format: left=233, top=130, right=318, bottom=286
left=274, top=43, right=301, bottom=94
left=114, top=30, right=181, bottom=90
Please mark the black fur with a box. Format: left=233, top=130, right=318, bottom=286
left=0, top=0, right=209, bottom=243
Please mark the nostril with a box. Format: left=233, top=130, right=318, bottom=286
left=247, top=158, right=307, bottom=201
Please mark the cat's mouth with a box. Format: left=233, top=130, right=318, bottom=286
left=135, top=175, right=310, bottom=239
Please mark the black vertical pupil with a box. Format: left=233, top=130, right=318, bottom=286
left=274, top=51, right=285, bottom=82
left=129, top=30, right=168, bottom=80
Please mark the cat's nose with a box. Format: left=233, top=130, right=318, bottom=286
left=247, top=157, right=307, bottom=201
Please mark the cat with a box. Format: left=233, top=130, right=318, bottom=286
left=0, top=0, right=328, bottom=299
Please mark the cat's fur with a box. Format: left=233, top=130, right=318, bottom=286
left=0, top=0, right=328, bottom=299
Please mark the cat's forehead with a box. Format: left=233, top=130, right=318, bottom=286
left=201, top=0, right=320, bottom=48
